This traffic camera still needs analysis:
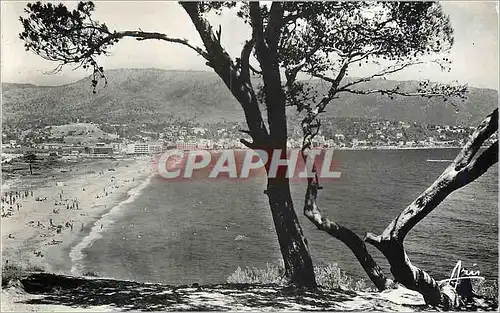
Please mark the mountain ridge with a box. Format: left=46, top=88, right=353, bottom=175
left=3, top=67, right=499, bottom=91
left=2, top=68, right=498, bottom=129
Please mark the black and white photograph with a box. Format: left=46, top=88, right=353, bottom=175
left=1, top=1, right=498, bottom=311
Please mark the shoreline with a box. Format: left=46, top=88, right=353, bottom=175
left=1, top=157, right=155, bottom=276
left=203, top=146, right=464, bottom=153
left=68, top=173, right=155, bottom=275
left=328, top=145, right=463, bottom=151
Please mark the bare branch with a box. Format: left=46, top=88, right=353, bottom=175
left=339, top=61, right=426, bottom=91
left=312, top=60, right=349, bottom=112
left=249, top=2, right=267, bottom=59
left=265, top=2, right=284, bottom=52
left=464, top=140, right=498, bottom=178
left=364, top=109, right=498, bottom=305
left=379, top=108, right=498, bottom=242
left=249, top=64, right=263, bottom=75
left=240, top=39, right=255, bottom=82
left=120, top=31, right=209, bottom=59
left=181, top=2, right=269, bottom=145
left=339, top=87, right=459, bottom=99
left=284, top=43, right=321, bottom=87
left=302, top=165, right=393, bottom=291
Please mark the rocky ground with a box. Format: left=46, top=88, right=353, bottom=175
left=1, top=273, right=497, bottom=312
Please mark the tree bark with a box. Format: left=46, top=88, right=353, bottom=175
left=249, top=2, right=317, bottom=286
left=301, top=156, right=392, bottom=291
left=181, top=2, right=317, bottom=286
left=365, top=109, right=498, bottom=306
left=267, top=178, right=317, bottom=287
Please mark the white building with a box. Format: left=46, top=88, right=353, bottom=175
left=127, top=143, right=149, bottom=154
left=176, top=141, right=197, bottom=150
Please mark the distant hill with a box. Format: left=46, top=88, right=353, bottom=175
left=2, top=68, right=497, bottom=129
left=2, top=83, right=41, bottom=93
left=313, top=79, right=497, bottom=127
left=20, top=123, right=119, bottom=145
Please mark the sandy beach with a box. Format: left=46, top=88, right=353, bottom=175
left=1, top=157, right=155, bottom=276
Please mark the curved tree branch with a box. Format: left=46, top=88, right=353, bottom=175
left=181, top=2, right=269, bottom=146
left=119, top=30, right=209, bottom=58
left=240, top=39, right=255, bottom=82
left=298, top=55, right=394, bottom=290
left=249, top=2, right=268, bottom=61
left=302, top=163, right=393, bottom=291
left=378, top=108, right=498, bottom=242
left=265, top=2, right=284, bottom=53
left=365, top=108, right=498, bottom=306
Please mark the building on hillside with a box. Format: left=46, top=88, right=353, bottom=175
left=176, top=141, right=197, bottom=150
left=110, top=143, right=123, bottom=151
left=192, top=127, right=206, bottom=135
left=127, top=143, right=149, bottom=154
left=195, top=139, right=213, bottom=150
left=324, top=139, right=335, bottom=148
left=148, top=144, right=162, bottom=154
left=40, top=143, right=65, bottom=150
left=334, top=134, right=345, bottom=141
left=89, top=143, right=114, bottom=155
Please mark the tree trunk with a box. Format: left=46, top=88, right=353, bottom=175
left=366, top=109, right=498, bottom=307
left=365, top=235, right=448, bottom=306
left=301, top=160, right=392, bottom=291
left=266, top=178, right=317, bottom=287
left=181, top=2, right=317, bottom=286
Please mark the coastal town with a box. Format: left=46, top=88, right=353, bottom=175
left=2, top=117, right=496, bottom=161
left=1, top=0, right=498, bottom=311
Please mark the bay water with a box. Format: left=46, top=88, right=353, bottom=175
left=79, top=149, right=498, bottom=286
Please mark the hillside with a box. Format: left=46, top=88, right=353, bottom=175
left=2, top=68, right=497, bottom=129
left=21, top=123, right=119, bottom=145
left=2, top=69, right=244, bottom=129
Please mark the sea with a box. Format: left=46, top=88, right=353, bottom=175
left=75, top=148, right=498, bottom=286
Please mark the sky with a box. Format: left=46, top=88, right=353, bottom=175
left=1, top=1, right=498, bottom=89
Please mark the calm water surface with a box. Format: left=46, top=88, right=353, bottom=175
left=81, top=149, right=498, bottom=286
